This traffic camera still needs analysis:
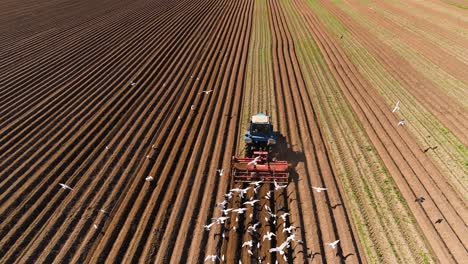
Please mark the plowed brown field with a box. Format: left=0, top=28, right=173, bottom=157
left=0, top=0, right=466, bottom=263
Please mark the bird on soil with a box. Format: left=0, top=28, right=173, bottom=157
left=204, top=222, right=215, bottom=231
left=312, top=186, right=327, bottom=193
left=247, top=249, right=254, bottom=256
left=130, top=82, right=136, bottom=86
left=435, top=218, right=444, bottom=224
left=178, top=115, right=182, bottom=120
left=59, top=183, right=73, bottom=190
left=415, top=197, right=425, bottom=203
left=145, top=176, right=154, bottom=182
left=93, top=223, right=99, bottom=230
left=263, top=231, right=276, bottom=241
left=274, top=180, right=287, bottom=191
left=105, top=146, right=110, bottom=150
left=146, top=154, right=151, bottom=159
left=196, top=77, right=200, bottom=81
left=327, top=240, right=340, bottom=249
left=397, top=119, right=406, bottom=127
left=100, top=208, right=109, bottom=215
left=204, top=255, right=219, bottom=262
left=217, top=169, right=224, bottom=176
left=392, top=101, right=401, bottom=113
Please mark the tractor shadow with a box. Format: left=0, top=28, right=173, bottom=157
left=273, top=132, right=305, bottom=175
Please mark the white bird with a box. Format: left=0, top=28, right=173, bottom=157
left=204, top=222, right=215, bottom=231
left=100, top=209, right=108, bottom=214
left=93, top=224, right=99, bottom=229
left=59, top=183, right=73, bottom=190
left=265, top=204, right=272, bottom=212
left=217, top=169, right=223, bottom=176
left=247, top=249, right=253, bottom=256
left=327, top=240, right=340, bottom=249
left=257, top=242, right=260, bottom=248
left=230, top=188, right=243, bottom=193
left=204, top=255, right=219, bottom=262
left=312, top=186, right=327, bottom=193
left=217, top=200, right=228, bottom=208
left=242, top=240, right=253, bottom=248
left=269, top=240, right=290, bottom=255
left=283, top=225, right=297, bottom=233
left=130, top=82, right=136, bottom=86
left=274, top=180, right=287, bottom=191
left=279, top=212, right=290, bottom=222
left=247, top=156, right=261, bottom=166
left=247, top=222, right=260, bottom=233
left=212, top=216, right=229, bottom=224
left=243, top=200, right=259, bottom=206
left=286, top=233, right=297, bottom=242
left=191, top=105, right=196, bottom=111
left=392, top=101, right=400, bottom=113
left=221, top=208, right=232, bottom=216
left=105, top=146, right=110, bottom=150
left=254, top=185, right=261, bottom=194
left=239, top=187, right=251, bottom=198
left=249, top=180, right=264, bottom=187
left=146, top=154, right=151, bottom=159
left=178, top=115, right=182, bottom=120
left=196, top=77, right=200, bottom=81
left=265, top=190, right=273, bottom=200
left=199, top=90, right=213, bottom=94
left=397, top=119, right=406, bottom=127
left=232, top=208, right=247, bottom=214
left=224, top=192, right=233, bottom=200
left=145, top=176, right=154, bottom=182
left=283, top=255, right=288, bottom=262
left=263, top=231, right=276, bottom=241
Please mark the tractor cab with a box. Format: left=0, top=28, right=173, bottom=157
left=244, top=113, right=276, bottom=156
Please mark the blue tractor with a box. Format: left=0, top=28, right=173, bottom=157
left=231, top=113, right=288, bottom=182
left=244, top=113, right=276, bottom=157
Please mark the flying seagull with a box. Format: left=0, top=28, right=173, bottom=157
left=263, top=231, right=276, bottom=241
left=274, top=180, right=287, bottom=191
left=204, top=255, right=219, bottom=262
left=327, top=240, right=340, bottom=249
left=392, top=101, right=400, bottom=113
left=312, top=186, right=327, bottom=193
left=59, top=183, right=73, bottom=190
left=204, top=222, right=215, bottom=231
left=199, top=90, right=213, bottom=94
left=397, top=119, right=406, bottom=127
